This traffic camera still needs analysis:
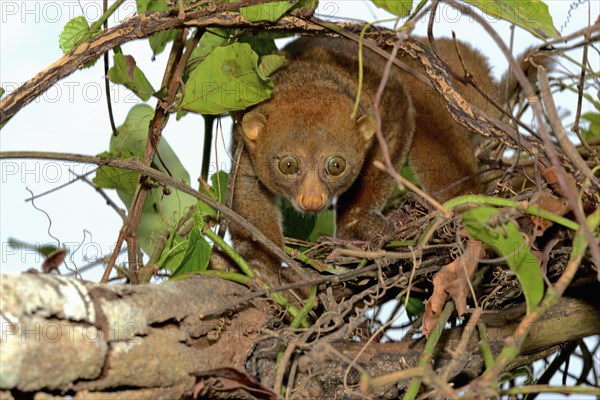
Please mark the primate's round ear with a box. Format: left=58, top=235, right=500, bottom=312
left=242, top=111, right=267, bottom=141
left=357, top=115, right=376, bottom=141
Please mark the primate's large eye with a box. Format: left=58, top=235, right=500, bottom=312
left=325, top=156, right=346, bottom=176
left=279, top=155, right=300, bottom=175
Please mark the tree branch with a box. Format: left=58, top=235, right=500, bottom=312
left=3, top=272, right=596, bottom=398
left=0, top=9, right=326, bottom=125
left=0, top=151, right=308, bottom=280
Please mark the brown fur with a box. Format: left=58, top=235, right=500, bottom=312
left=229, top=37, right=499, bottom=283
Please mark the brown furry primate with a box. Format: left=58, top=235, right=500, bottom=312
left=230, top=37, right=500, bottom=283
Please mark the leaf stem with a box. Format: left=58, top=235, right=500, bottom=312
left=443, top=195, right=580, bottom=231
left=203, top=226, right=255, bottom=278
left=290, top=285, right=317, bottom=329
left=403, top=301, right=456, bottom=400
left=203, top=228, right=311, bottom=328
left=90, top=0, right=127, bottom=33
left=199, top=270, right=252, bottom=285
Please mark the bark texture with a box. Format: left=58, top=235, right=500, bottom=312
left=1, top=273, right=598, bottom=399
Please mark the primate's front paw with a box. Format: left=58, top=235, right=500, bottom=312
left=336, top=209, right=387, bottom=241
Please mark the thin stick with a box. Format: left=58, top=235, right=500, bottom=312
left=466, top=209, right=599, bottom=394
left=538, top=67, right=598, bottom=187
left=403, top=302, right=456, bottom=400
left=370, top=35, right=451, bottom=218
left=0, top=1, right=325, bottom=124
left=0, top=150, right=307, bottom=280
left=80, top=174, right=126, bottom=220
left=570, top=30, right=598, bottom=161
left=444, top=0, right=599, bottom=273
left=440, top=307, right=482, bottom=381
left=102, top=0, right=119, bottom=136
left=24, top=169, right=96, bottom=202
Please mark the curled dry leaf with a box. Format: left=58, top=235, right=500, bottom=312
left=529, top=190, right=570, bottom=237
left=192, top=367, right=277, bottom=400
left=541, top=165, right=579, bottom=199
left=422, top=239, right=484, bottom=335
left=535, top=237, right=562, bottom=275
left=41, top=249, right=66, bottom=273
left=123, top=55, right=137, bottom=80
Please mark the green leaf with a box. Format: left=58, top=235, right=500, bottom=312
left=392, top=163, right=418, bottom=196
left=186, top=29, right=232, bottom=77
left=7, top=238, right=61, bottom=258
left=191, top=172, right=228, bottom=226
left=121, top=184, right=195, bottom=260
left=401, top=295, right=426, bottom=319
left=192, top=29, right=231, bottom=60
left=281, top=200, right=334, bottom=244
left=176, top=108, right=188, bottom=121
left=150, top=30, right=176, bottom=56
left=462, top=0, right=559, bottom=39
left=258, top=54, right=287, bottom=80
left=96, top=104, right=196, bottom=255
left=239, top=31, right=285, bottom=56
left=281, top=198, right=317, bottom=241
left=181, top=42, right=274, bottom=115
left=371, top=0, right=413, bottom=17
left=193, top=198, right=217, bottom=229
left=571, top=209, right=600, bottom=265
left=499, top=366, right=533, bottom=384
left=136, top=0, right=167, bottom=13
left=159, top=235, right=189, bottom=272
left=463, top=206, right=544, bottom=313
left=107, top=53, right=155, bottom=101
left=136, top=0, right=172, bottom=55
left=136, top=0, right=151, bottom=13
left=108, top=105, right=150, bottom=156
left=280, top=198, right=317, bottom=240
left=309, top=209, right=335, bottom=243
left=59, top=16, right=92, bottom=54
left=0, top=87, right=5, bottom=97
left=581, top=112, right=600, bottom=142
left=296, top=0, right=318, bottom=11
left=210, top=171, right=229, bottom=205
left=240, top=0, right=298, bottom=22
left=170, top=228, right=212, bottom=279
left=94, top=151, right=139, bottom=195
